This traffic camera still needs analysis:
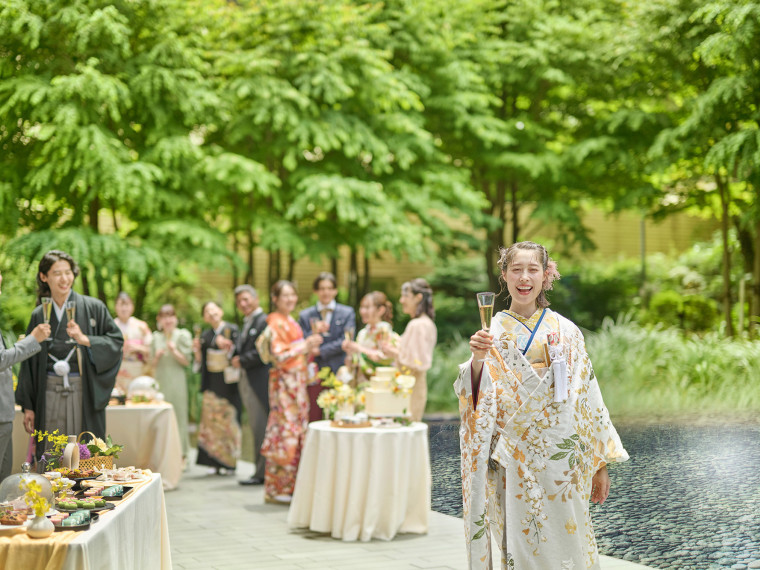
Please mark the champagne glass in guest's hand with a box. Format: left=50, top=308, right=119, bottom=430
left=41, top=297, right=53, bottom=342
left=344, top=326, right=355, bottom=342
left=476, top=292, right=496, bottom=362
left=193, top=324, right=202, bottom=340
left=65, top=300, right=77, bottom=344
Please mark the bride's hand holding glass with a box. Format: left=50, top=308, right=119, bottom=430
left=469, top=329, right=494, bottom=362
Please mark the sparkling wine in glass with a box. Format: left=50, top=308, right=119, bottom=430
left=344, top=326, right=355, bottom=342
left=65, top=300, right=77, bottom=344
left=41, top=297, right=53, bottom=324
left=476, top=292, right=496, bottom=362
left=41, top=297, right=53, bottom=342
left=193, top=324, right=202, bottom=340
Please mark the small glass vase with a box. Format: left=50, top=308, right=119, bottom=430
left=27, top=514, right=54, bottom=538
left=335, top=402, right=355, bottom=422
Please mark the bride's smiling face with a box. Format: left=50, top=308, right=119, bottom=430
left=503, top=249, right=545, bottom=314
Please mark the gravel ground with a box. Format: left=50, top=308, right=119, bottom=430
left=427, top=419, right=760, bottom=570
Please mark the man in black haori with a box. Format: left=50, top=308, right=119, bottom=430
left=16, top=251, right=123, bottom=459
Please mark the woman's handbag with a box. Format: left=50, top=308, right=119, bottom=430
left=255, top=326, right=274, bottom=365
left=205, top=348, right=228, bottom=373
left=223, top=366, right=240, bottom=384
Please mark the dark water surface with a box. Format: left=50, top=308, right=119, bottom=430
left=428, top=420, right=760, bottom=569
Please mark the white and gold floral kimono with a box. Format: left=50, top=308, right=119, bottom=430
left=455, top=308, right=628, bottom=569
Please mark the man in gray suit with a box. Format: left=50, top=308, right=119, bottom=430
left=230, top=285, right=270, bottom=486
left=0, top=270, right=51, bottom=479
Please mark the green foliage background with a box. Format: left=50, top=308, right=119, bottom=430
left=3, top=0, right=760, bottom=419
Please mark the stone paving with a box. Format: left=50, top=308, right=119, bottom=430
left=166, top=452, right=653, bottom=570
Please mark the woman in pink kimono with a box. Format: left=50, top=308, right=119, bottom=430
left=458, top=241, right=628, bottom=569
left=260, top=280, right=322, bottom=504
left=381, top=278, right=437, bottom=422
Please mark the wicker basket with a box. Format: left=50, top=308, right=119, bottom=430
left=78, top=455, right=113, bottom=471
left=77, top=431, right=114, bottom=471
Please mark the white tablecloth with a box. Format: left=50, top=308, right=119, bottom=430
left=0, top=474, right=171, bottom=570
left=63, top=473, right=171, bottom=570
left=287, top=420, right=431, bottom=541
left=12, top=403, right=183, bottom=490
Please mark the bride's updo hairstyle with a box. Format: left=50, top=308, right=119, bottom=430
left=497, top=241, right=560, bottom=309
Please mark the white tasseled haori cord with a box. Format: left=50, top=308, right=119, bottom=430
left=49, top=347, right=77, bottom=389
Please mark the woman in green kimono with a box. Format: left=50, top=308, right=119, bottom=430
left=457, top=241, right=628, bottom=569
left=16, top=250, right=123, bottom=455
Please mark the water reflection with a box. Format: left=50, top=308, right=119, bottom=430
left=428, top=420, right=760, bottom=569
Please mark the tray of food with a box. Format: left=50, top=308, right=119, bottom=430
left=55, top=498, right=115, bottom=513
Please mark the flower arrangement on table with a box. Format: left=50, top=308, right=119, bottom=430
left=78, top=434, right=124, bottom=470
left=32, top=429, right=68, bottom=470
left=19, top=478, right=49, bottom=518
left=392, top=367, right=416, bottom=396
left=315, top=366, right=365, bottom=420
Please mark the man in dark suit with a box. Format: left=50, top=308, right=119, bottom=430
left=231, top=284, right=270, bottom=485
left=298, top=272, right=356, bottom=422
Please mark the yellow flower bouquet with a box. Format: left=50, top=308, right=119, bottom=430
left=315, top=367, right=364, bottom=420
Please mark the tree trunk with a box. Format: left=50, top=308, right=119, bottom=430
left=287, top=253, right=295, bottom=282
left=134, top=274, right=149, bottom=317
left=87, top=197, right=107, bottom=304
left=733, top=216, right=754, bottom=333
left=331, top=257, right=338, bottom=280
left=246, top=224, right=255, bottom=286
left=753, top=217, right=760, bottom=337
left=348, top=247, right=359, bottom=308
left=362, top=253, right=371, bottom=298
left=716, top=173, right=734, bottom=336
left=510, top=180, right=520, bottom=245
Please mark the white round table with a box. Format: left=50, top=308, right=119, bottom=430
left=287, top=420, right=431, bottom=541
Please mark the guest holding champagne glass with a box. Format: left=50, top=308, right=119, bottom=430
left=380, top=278, right=437, bottom=422
left=341, top=291, right=399, bottom=383
left=114, top=292, right=153, bottom=393
left=192, top=301, right=241, bottom=475
left=150, top=304, right=192, bottom=461
left=0, top=269, right=50, bottom=480
left=16, top=250, right=123, bottom=454
left=259, top=280, right=323, bottom=504
left=298, top=272, right=356, bottom=421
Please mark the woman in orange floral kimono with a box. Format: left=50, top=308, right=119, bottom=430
left=260, top=280, right=323, bottom=504
left=458, top=242, right=628, bottom=569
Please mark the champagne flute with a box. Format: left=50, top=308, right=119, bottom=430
left=309, top=317, right=320, bottom=336
left=476, top=292, right=496, bottom=362
left=193, top=324, right=202, bottom=340
left=65, top=300, right=77, bottom=344
left=344, top=326, right=355, bottom=342
left=41, top=297, right=53, bottom=342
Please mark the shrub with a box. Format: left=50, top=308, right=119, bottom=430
left=643, top=290, right=684, bottom=328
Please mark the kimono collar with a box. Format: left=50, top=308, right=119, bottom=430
left=504, top=308, right=546, bottom=330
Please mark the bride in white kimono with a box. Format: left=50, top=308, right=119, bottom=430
left=456, top=241, right=628, bottom=569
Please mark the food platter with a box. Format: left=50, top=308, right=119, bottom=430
left=0, top=518, right=31, bottom=530
left=76, top=486, right=133, bottom=501
left=55, top=501, right=116, bottom=514
left=53, top=512, right=99, bottom=532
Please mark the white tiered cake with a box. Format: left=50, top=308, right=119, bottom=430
left=364, top=367, right=415, bottom=418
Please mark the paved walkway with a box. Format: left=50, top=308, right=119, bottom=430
left=166, top=453, right=652, bottom=570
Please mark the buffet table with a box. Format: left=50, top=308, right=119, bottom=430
left=288, top=420, right=431, bottom=541
left=12, top=403, right=183, bottom=490
left=0, top=473, right=171, bottom=570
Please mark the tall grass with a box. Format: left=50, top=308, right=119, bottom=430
left=587, top=315, right=760, bottom=417
left=427, top=332, right=472, bottom=414
left=425, top=317, right=760, bottom=418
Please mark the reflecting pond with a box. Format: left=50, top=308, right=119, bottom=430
left=428, top=420, right=760, bottom=569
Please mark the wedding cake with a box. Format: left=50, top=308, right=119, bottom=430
left=364, top=367, right=415, bottom=417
